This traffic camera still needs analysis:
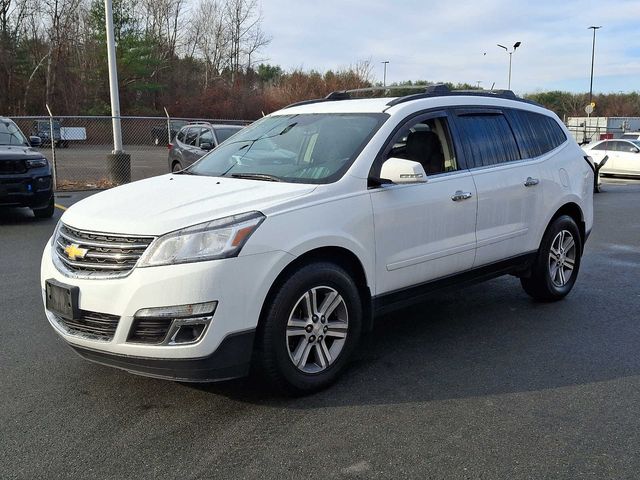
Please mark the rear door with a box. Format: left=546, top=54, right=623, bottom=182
left=587, top=141, right=615, bottom=173
left=370, top=111, right=477, bottom=295
left=451, top=108, right=543, bottom=266
left=182, top=127, right=201, bottom=166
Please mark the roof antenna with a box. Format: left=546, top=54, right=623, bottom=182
left=490, top=82, right=495, bottom=91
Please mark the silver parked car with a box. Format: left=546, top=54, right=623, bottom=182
left=168, top=122, right=244, bottom=172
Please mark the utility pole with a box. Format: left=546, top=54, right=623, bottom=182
left=381, top=61, right=389, bottom=87
left=104, top=0, right=130, bottom=183
left=588, top=26, right=601, bottom=106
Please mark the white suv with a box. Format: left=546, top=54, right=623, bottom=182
left=41, top=86, right=594, bottom=394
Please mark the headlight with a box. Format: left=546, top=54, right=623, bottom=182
left=26, top=158, right=48, bottom=169
left=50, top=219, right=62, bottom=247
left=138, top=211, right=265, bottom=267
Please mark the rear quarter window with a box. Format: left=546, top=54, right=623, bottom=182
left=507, top=109, right=567, bottom=158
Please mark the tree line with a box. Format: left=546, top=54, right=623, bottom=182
left=1, top=0, right=639, bottom=120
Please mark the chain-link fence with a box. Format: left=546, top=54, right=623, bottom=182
left=10, top=115, right=253, bottom=191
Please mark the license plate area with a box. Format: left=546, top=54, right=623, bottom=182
left=45, top=279, right=80, bottom=320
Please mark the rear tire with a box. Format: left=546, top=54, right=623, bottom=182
left=255, top=262, right=362, bottom=395
left=521, top=215, right=582, bottom=301
left=172, top=162, right=182, bottom=173
left=33, top=197, right=55, bottom=219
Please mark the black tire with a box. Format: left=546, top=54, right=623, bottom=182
left=255, top=262, right=362, bottom=395
left=172, top=162, right=182, bottom=172
left=520, top=215, right=582, bottom=301
left=33, top=196, right=55, bottom=219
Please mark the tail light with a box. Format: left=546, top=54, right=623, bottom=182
left=168, top=143, right=173, bottom=150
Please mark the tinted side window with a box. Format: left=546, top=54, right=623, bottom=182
left=215, top=127, right=240, bottom=143
left=609, top=141, right=632, bottom=152
left=508, top=110, right=567, bottom=158
left=184, top=127, right=199, bottom=146
left=198, top=128, right=214, bottom=147
left=454, top=113, right=520, bottom=168
left=176, top=128, right=187, bottom=143
left=591, top=142, right=608, bottom=151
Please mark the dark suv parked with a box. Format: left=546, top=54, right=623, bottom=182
left=167, top=122, right=243, bottom=172
left=0, top=117, right=54, bottom=218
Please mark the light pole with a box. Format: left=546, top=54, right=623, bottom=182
left=497, top=41, right=521, bottom=90
left=104, top=0, right=130, bottom=183
left=381, top=61, right=389, bottom=87
left=588, top=26, right=601, bottom=107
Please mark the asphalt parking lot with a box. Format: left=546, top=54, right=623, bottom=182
left=2, top=179, right=640, bottom=480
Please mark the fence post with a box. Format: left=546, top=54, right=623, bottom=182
left=164, top=107, right=171, bottom=145
left=45, top=104, right=58, bottom=191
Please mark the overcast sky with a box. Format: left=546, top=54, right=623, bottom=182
left=259, top=0, right=640, bottom=95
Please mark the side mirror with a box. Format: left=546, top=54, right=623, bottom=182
left=632, top=147, right=640, bottom=154
left=380, top=157, right=427, bottom=184
left=29, top=136, right=42, bottom=147
left=200, top=142, right=213, bottom=151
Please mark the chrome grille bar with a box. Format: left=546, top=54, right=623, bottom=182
left=54, top=224, right=155, bottom=278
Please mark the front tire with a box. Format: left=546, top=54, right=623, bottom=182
left=255, top=262, right=362, bottom=395
left=521, top=215, right=582, bottom=301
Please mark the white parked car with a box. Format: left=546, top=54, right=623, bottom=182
left=583, top=139, right=640, bottom=177
left=41, top=86, right=594, bottom=394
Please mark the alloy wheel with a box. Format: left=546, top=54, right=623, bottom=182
left=548, top=230, right=577, bottom=287
left=286, top=286, right=348, bottom=374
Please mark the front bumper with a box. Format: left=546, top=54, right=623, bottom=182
left=0, top=172, right=52, bottom=208
left=41, top=242, right=294, bottom=378
left=70, top=329, right=255, bottom=382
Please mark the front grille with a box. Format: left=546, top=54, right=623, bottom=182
left=54, top=224, right=154, bottom=278
left=0, top=160, right=27, bottom=174
left=128, top=318, right=173, bottom=344
left=57, top=310, right=120, bottom=341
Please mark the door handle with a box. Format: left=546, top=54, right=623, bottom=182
left=524, top=177, right=540, bottom=187
left=451, top=190, right=473, bottom=201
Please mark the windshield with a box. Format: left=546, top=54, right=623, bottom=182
left=187, top=113, right=387, bottom=184
left=0, top=120, right=29, bottom=146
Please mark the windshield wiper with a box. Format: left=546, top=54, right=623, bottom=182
left=230, top=173, right=282, bottom=182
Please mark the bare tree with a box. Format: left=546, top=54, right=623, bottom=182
left=225, top=0, right=269, bottom=75
left=191, top=0, right=228, bottom=86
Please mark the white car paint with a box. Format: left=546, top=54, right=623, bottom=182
left=583, top=139, right=640, bottom=176
left=41, top=93, right=594, bottom=373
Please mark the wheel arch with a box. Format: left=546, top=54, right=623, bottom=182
left=547, top=202, right=586, bottom=251
left=257, top=246, right=374, bottom=336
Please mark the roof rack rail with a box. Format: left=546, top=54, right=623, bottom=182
left=186, top=120, right=213, bottom=125
left=282, top=83, right=537, bottom=110
left=283, top=91, right=352, bottom=109
left=385, top=84, right=526, bottom=107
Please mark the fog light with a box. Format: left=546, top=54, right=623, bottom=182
left=130, top=302, right=217, bottom=345
left=167, top=319, right=209, bottom=345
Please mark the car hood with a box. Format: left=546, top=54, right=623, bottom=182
left=62, top=174, right=317, bottom=235
left=0, top=145, right=44, bottom=160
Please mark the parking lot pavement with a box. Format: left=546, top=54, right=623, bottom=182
left=2, top=179, right=640, bottom=480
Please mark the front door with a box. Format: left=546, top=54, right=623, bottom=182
left=370, top=112, right=477, bottom=295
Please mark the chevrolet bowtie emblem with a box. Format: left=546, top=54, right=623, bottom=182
left=64, top=243, right=88, bottom=261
